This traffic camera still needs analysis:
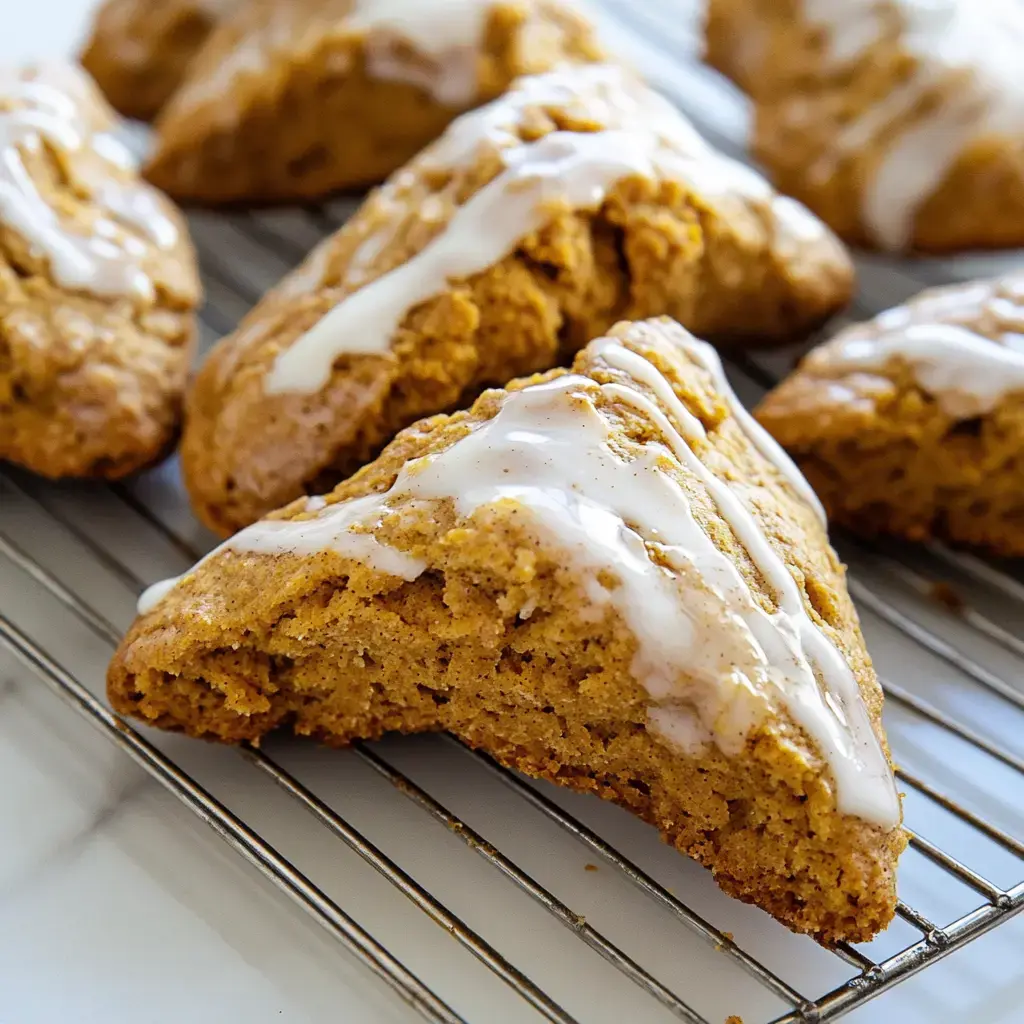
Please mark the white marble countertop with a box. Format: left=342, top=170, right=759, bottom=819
left=2, top=3, right=1023, bottom=1023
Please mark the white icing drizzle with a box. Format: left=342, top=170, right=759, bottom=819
left=267, top=65, right=824, bottom=396
left=591, top=336, right=707, bottom=442
left=233, top=500, right=428, bottom=579
left=803, top=0, right=1024, bottom=250
left=348, top=0, right=492, bottom=106
left=146, top=323, right=897, bottom=827
left=136, top=493, right=425, bottom=617
left=812, top=321, right=1024, bottom=418
left=0, top=65, right=178, bottom=300
left=267, top=128, right=668, bottom=393
left=137, top=576, right=182, bottom=616
left=653, top=333, right=828, bottom=525
left=594, top=332, right=826, bottom=524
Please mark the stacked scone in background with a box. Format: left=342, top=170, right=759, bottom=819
left=5, top=0, right=1024, bottom=973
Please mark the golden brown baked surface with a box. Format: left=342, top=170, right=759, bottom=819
left=180, top=65, right=853, bottom=535
left=704, top=0, right=768, bottom=94
left=143, top=0, right=606, bottom=203
left=110, top=318, right=904, bottom=944
left=756, top=274, right=1024, bottom=556
left=704, top=0, right=1024, bottom=253
left=80, top=0, right=240, bottom=122
left=0, top=64, right=201, bottom=480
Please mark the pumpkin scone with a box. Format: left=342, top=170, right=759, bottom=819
left=704, top=0, right=1024, bottom=252
left=142, top=0, right=607, bottom=203
left=181, top=64, right=853, bottom=535
left=80, top=0, right=242, bottom=122
left=112, top=318, right=905, bottom=943
left=756, top=274, right=1024, bottom=556
left=0, top=64, right=200, bottom=480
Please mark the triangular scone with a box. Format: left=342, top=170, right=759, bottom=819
left=757, top=274, right=1024, bottom=556
left=0, top=64, right=200, bottom=480
left=142, top=0, right=606, bottom=202
left=704, top=0, right=1024, bottom=252
left=112, top=317, right=905, bottom=944
left=180, top=65, right=853, bottom=535
left=80, top=0, right=242, bottom=122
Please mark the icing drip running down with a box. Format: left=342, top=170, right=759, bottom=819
left=0, top=65, right=179, bottom=299
left=348, top=0, right=491, bottom=106
left=803, top=0, right=1024, bottom=250
left=144, top=324, right=898, bottom=828
left=267, top=65, right=822, bottom=395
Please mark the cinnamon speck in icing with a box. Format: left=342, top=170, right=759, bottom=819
left=0, top=63, right=178, bottom=300
left=266, top=65, right=829, bottom=395
left=142, top=320, right=898, bottom=828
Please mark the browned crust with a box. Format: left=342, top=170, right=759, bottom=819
left=703, top=0, right=768, bottom=93
left=110, top=318, right=904, bottom=944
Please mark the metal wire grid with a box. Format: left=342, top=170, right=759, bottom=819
left=1, top=5, right=1023, bottom=1022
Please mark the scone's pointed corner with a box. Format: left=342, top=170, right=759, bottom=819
left=109, top=317, right=904, bottom=943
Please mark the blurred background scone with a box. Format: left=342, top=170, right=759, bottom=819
left=80, top=0, right=241, bottom=121
left=704, top=0, right=1024, bottom=253
left=0, top=62, right=200, bottom=479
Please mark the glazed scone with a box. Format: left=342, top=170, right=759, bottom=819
left=0, top=64, right=200, bottom=480
left=756, top=274, right=1024, bottom=556
left=112, top=318, right=905, bottom=944
left=80, top=0, right=241, bottom=122
left=181, top=64, right=853, bottom=535
left=705, top=0, right=1024, bottom=252
left=143, top=0, right=606, bottom=202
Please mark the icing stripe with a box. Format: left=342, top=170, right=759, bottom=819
left=266, top=127, right=670, bottom=394
left=0, top=66, right=178, bottom=300
left=813, top=320, right=1024, bottom=418
left=348, top=0, right=491, bottom=106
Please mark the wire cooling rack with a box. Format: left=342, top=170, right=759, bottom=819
left=1, top=4, right=1022, bottom=1022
